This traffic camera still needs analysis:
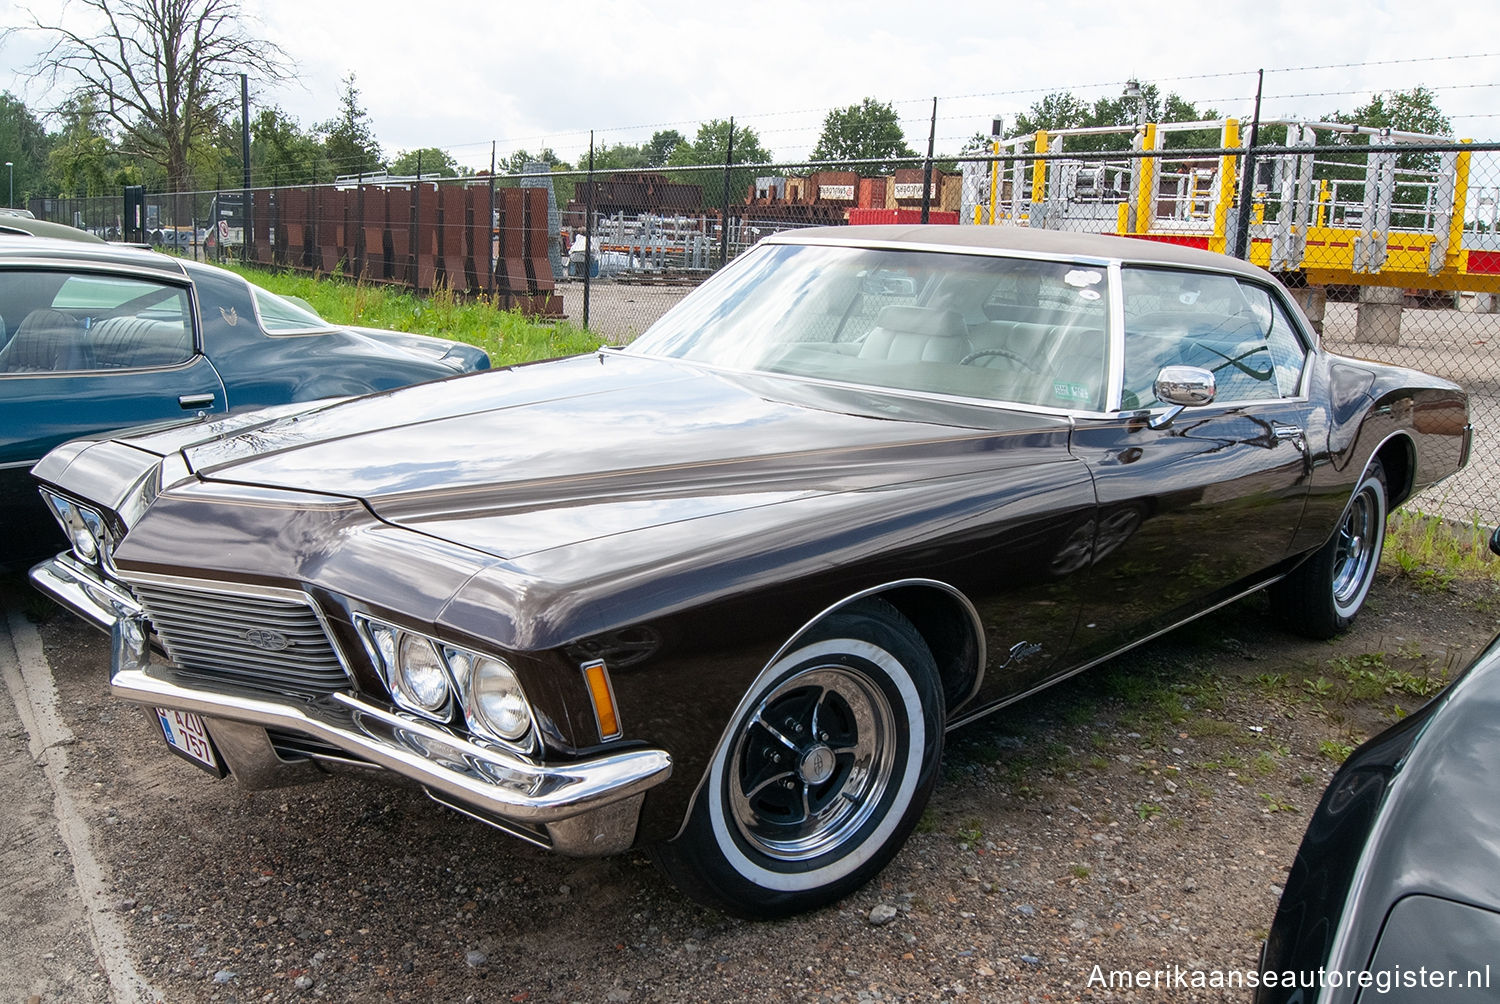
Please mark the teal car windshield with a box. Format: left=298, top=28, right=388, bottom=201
left=626, top=243, right=1111, bottom=411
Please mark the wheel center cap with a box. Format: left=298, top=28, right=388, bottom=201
left=798, top=745, right=837, bottom=785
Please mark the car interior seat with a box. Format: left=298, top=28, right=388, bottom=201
left=857, top=305, right=969, bottom=364
left=88, top=316, right=192, bottom=369
left=0, top=308, right=87, bottom=372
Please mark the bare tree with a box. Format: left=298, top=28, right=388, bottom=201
left=17, top=0, right=289, bottom=191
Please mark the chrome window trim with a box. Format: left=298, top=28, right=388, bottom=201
left=118, top=569, right=358, bottom=689
left=0, top=262, right=206, bottom=376
left=758, top=232, right=1277, bottom=285
left=1115, top=263, right=1315, bottom=406
left=759, top=234, right=1118, bottom=269
left=621, top=243, right=1281, bottom=422
left=1104, top=261, right=1127, bottom=412
left=0, top=256, right=190, bottom=283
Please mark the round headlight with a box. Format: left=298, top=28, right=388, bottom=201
left=469, top=656, right=531, bottom=741
left=397, top=634, right=450, bottom=712
left=69, top=522, right=98, bottom=560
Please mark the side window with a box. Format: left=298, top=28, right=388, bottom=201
left=1121, top=268, right=1302, bottom=408
left=0, top=271, right=194, bottom=374
left=1237, top=282, right=1308, bottom=397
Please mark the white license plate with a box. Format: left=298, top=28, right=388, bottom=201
left=155, top=708, right=223, bottom=775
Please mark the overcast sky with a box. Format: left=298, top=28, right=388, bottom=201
left=3, top=0, right=1498, bottom=170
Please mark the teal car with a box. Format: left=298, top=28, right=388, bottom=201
left=0, top=237, right=489, bottom=563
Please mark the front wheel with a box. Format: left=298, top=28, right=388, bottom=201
left=653, top=600, right=944, bottom=918
left=1271, top=459, right=1387, bottom=639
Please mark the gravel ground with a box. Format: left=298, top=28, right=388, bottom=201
left=4, top=567, right=1497, bottom=1004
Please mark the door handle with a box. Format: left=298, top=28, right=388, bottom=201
left=178, top=393, right=216, bottom=410
left=1272, top=423, right=1306, bottom=448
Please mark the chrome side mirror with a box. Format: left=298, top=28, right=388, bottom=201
left=1149, top=366, right=1216, bottom=430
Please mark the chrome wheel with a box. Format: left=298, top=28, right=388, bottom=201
left=654, top=600, right=944, bottom=918
left=728, top=667, right=896, bottom=861
left=1332, top=482, right=1380, bottom=612
left=1271, top=459, right=1387, bottom=639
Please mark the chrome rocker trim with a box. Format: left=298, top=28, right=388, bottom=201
left=31, top=555, right=672, bottom=857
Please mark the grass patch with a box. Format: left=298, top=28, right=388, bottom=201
left=1384, top=510, right=1500, bottom=586
left=225, top=264, right=602, bottom=366
left=1249, top=751, right=1279, bottom=777
left=1318, top=739, right=1355, bottom=764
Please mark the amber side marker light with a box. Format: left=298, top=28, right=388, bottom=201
left=582, top=660, right=622, bottom=740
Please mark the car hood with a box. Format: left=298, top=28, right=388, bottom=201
left=143, top=353, right=1069, bottom=559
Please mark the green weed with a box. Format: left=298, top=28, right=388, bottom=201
left=1258, top=793, right=1296, bottom=813
left=1135, top=801, right=1163, bottom=822
left=1318, top=739, right=1355, bottom=764
left=1384, top=510, right=1500, bottom=584
left=227, top=264, right=602, bottom=366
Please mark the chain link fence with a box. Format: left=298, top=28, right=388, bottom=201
left=30, top=135, right=1500, bottom=522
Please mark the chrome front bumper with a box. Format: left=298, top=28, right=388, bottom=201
left=31, top=554, right=672, bottom=856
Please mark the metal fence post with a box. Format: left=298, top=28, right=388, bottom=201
left=921, top=98, right=936, bottom=224
left=584, top=132, right=594, bottom=330
left=720, top=117, right=734, bottom=269
left=1231, top=69, right=1264, bottom=260
left=241, top=73, right=252, bottom=267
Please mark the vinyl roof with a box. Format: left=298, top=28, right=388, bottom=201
left=769, top=225, right=1270, bottom=280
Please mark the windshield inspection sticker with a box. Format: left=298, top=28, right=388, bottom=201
left=1065, top=269, right=1103, bottom=287
left=1053, top=381, right=1093, bottom=403
left=1077, top=289, right=1101, bottom=301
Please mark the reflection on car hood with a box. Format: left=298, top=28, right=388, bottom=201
left=151, top=353, right=1069, bottom=559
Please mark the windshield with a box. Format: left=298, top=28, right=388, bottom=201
left=626, top=242, right=1110, bottom=411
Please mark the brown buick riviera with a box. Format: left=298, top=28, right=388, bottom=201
left=30, top=226, right=1469, bottom=917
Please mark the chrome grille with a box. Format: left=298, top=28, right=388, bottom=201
left=130, top=582, right=349, bottom=698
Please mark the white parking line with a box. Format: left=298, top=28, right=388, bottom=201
left=0, top=609, right=163, bottom=1004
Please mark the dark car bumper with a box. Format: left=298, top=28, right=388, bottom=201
left=31, top=553, right=671, bottom=856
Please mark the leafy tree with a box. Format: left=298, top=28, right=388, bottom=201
left=1329, top=87, right=1451, bottom=137
left=1319, top=87, right=1453, bottom=227
left=388, top=147, right=465, bottom=178
left=810, top=98, right=916, bottom=176
left=501, top=147, right=570, bottom=175
left=665, top=119, right=770, bottom=208
left=0, top=92, right=51, bottom=204
left=19, top=0, right=289, bottom=192
left=47, top=95, right=116, bottom=196
left=591, top=143, right=650, bottom=171
left=252, top=106, right=328, bottom=185
left=586, top=132, right=684, bottom=172
left=1009, top=85, right=1219, bottom=153
left=318, top=73, right=383, bottom=177
left=667, top=119, right=771, bottom=167
left=646, top=129, right=685, bottom=167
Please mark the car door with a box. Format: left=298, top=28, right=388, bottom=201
left=1064, top=267, right=1315, bottom=666
left=0, top=266, right=226, bottom=557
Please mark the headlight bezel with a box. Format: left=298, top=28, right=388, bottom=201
left=354, top=614, right=537, bottom=752
left=40, top=488, right=118, bottom=574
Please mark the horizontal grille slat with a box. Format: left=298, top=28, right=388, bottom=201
left=142, top=600, right=318, bottom=625
left=130, top=582, right=350, bottom=699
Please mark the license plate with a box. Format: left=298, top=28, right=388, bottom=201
left=155, top=708, right=225, bottom=777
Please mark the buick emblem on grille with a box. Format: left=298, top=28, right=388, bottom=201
left=242, top=627, right=291, bottom=651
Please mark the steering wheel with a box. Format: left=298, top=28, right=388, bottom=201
left=960, top=347, right=1041, bottom=373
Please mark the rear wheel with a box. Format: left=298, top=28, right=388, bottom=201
left=1272, top=460, right=1387, bottom=639
left=653, top=600, right=944, bottom=918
